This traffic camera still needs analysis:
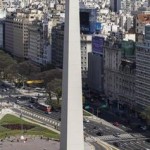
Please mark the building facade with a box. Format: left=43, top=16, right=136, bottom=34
left=88, top=52, right=104, bottom=93
left=104, top=36, right=136, bottom=108
left=28, top=21, right=51, bottom=65
left=51, top=23, right=64, bottom=68
left=117, top=59, right=136, bottom=108
left=0, top=20, right=4, bottom=48
left=136, top=25, right=150, bottom=107
left=81, top=34, right=92, bottom=79
left=28, top=23, right=44, bottom=64
left=5, top=11, right=43, bottom=59
left=104, top=38, right=121, bottom=101
left=51, top=23, right=92, bottom=79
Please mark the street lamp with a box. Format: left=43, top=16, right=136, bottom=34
left=20, top=109, right=24, bottom=140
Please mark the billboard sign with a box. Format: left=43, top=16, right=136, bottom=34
left=145, top=25, right=150, bottom=40
left=80, top=8, right=97, bottom=34
left=92, top=36, right=104, bottom=54
left=95, top=22, right=102, bottom=32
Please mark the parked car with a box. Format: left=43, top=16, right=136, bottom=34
left=96, top=131, right=103, bottom=136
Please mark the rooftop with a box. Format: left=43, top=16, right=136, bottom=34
left=137, top=14, right=150, bottom=23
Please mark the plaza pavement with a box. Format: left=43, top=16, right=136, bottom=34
left=0, top=107, right=95, bottom=150
left=0, top=137, right=94, bottom=150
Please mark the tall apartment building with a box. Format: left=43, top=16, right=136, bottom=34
left=51, top=23, right=92, bottom=79
left=136, top=25, right=150, bottom=107
left=104, top=38, right=121, bottom=101
left=5, top=11, right=43, bottom=59
left=81, top=34, right=92, bottom=79
left=88, top=53, right=104, bottom=93
left=111, top=0, right=144, bottom=13
left=110, top=0, right=121, bottom=12
left=51, top=23, right=64, bottom=68
left=117, top=59, right=136, bottom=107
left=0, top=19, right=4, bottom=48
left=28, top=21, right=51, bottom=65
left=104, top=36, right=136, bottom=107
left=13, top=15, right=29, bottom=58
left=88, top=35, right=105, bottom=93
left=28, top=23, right=44, bottom=65
left=5, top=15, right=13, bottom=54
left=110, top=0, right=133, bottom=13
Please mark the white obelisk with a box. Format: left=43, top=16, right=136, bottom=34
left=60, top=0, right=84, bottom=149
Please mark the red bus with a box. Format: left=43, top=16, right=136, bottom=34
left=37, top=103, right=52, bottom=114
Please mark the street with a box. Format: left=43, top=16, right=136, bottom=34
left=0, top=81, right=150, bottom=150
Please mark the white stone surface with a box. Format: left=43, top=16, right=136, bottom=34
left=60, top=0, right=84, bottom=149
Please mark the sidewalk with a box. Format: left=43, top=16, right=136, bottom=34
left=85, top=142, right=95, bottom=150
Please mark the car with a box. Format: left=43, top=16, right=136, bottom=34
left=113, top=133, right=120, bottom=137
left=96, top=131, right=103, bottom=136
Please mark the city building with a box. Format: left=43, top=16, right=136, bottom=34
left=117, top=59, right=136, bottom=109
left=28, top=21, right=51, bottom=66
left=51, top=23, right=64, bottom=68
left=88, top=53, right=104, bottom=93
left=5, top=11, right=43, bottom=59
left=104, top=38, right=122, bottom=101
left=104, top=35, right=136, bottom=108
left=110, top=0, right=121, bottom=13
left=88, top=35, right=104, bottom=93
left=80, top=8, right=97, bottom=34
left=136, top=25, right=150, bottom=107
left=81, top=34, right=92, bottom=79
left=135, top=13, right=150, bottom=42
left=0, top=19, right=4, bottom=48
left=51, top=23, right=92, bottom=80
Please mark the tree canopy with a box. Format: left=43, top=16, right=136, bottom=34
left=0, top=51, right=17, bottom=73
left=46, top=78, right=62, bottom=107
left=141, top=106, right=150, bottom=125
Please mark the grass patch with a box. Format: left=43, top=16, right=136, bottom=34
left=0, top=114, right=60, bottom=139
left=83, top=110, right=92, bottom=116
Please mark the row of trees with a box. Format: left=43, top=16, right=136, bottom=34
left=2, top=51, right=149, bottom=121
left=140, top=106, right=150, bottom=126
left=0, top=50, right=62, bottom=108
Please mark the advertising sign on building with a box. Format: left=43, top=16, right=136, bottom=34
left=80, top=8, right=97, bottom=34
left=92, top=36, right=104, bottom=54
left=95, top=22, right=102, bottom=33
left=145, top=25, right=150, bottom=40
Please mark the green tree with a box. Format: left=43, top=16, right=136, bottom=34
left=4, top=63, right=19, bottom=81
left=36, top=69, right=62, bottom=87
left=46, top=79, right=62, bottom=107
left=0, top=51, right=17, bottom=79
left=18, top=61, right=40, bottom=79
left=141, top=106, right=150, bottom=125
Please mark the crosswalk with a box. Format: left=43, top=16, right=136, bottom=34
left=86, top=133, right=145, bottom=142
